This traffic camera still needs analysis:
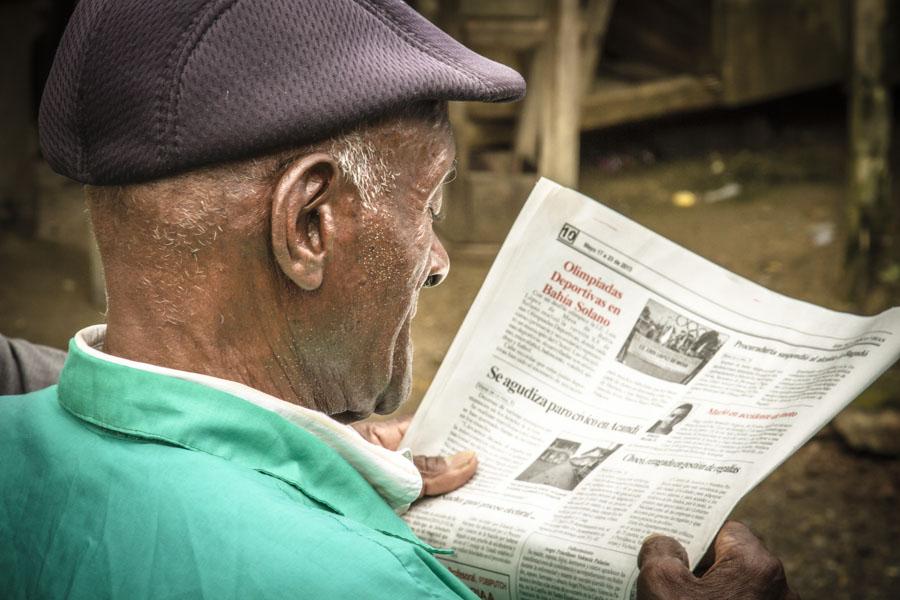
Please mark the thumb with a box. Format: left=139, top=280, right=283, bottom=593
left=638, top=534, right=690, bottom=569
left=636, top=535, right=696, bottom=600
left=414, top=451, right=478, bottom=497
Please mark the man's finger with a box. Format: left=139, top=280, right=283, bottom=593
left=352, top=415, right=413, bottom=451
left=638, top=534, right=690, bottom=570
left=415, top=451, right=478, bottom=497
left=692, top=521, right=763, bottom=576
left=701, top=521, right=796, bottom=597
left=369, top=416, right=411, bottom=450
left=636, top=535, right=696, bottom=600
left=711, top=521, right=768, bottom=562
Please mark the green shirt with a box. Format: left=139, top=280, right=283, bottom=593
left=0, top=337, right=476, bottom=599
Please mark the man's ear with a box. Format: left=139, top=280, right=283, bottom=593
left=270, top=153, right=338, bottom=290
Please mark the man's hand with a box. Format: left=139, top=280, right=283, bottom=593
left=352, top=417, right=478, bottom=498
left=637, top=521, right=799, bottom=600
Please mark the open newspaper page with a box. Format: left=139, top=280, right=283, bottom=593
left=400, top=179, right=900, bottom=600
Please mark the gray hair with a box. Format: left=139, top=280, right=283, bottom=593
left=296, top=101, right=447, bottom=208
left=327, top=131, right=396, bottom=210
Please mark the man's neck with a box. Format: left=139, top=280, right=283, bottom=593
left=102, top=301, right=311, bottom=409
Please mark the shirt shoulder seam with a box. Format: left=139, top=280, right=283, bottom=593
left=312, top=510, right=463, bottom=599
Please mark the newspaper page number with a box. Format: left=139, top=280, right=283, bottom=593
left=558, top=224, right=580, bottom=245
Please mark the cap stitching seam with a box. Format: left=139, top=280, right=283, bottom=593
left=171, top=0, right=244, bottom=159
left=155, top=0, right=221, bottom=168
left=158, top=0, right=237, bottom=168
left=74, top=0, right=113, bottom=180
left=350, top=0, right=498, bottom=94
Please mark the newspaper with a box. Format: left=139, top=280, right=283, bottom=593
left=401, top=179, right=900, bottom=600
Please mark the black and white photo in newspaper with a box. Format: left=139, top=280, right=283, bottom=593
left=401, top=179, right=900, bottom=600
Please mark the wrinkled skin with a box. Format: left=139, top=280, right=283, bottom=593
left=637, top=521, right=800, bottom=600
left=311, top=120, right=455, bottom=421
left=99, top=111, right=454, bottom=422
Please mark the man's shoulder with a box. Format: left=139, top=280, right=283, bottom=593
left=147, top=462, right=469, bottom=599
left=131, top=480, right=466, bottom=599
left=0, top=391, right=470, bottom=600
left=0, top=384, right=64, bottom=435
left=226, top=505, right=471, bottom=599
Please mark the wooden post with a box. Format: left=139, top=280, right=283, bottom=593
left=432, top=0, right=475, bottom=241
left=846, top=0, right=893, bottom=300
left=538, top=0, right=581, bottom=188
left=580, top=0, right=616, bottom=87
left=513, top=43, right=545, bottom=169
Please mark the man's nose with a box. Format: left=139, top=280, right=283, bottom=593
left=423, top=236, right=450, bottom=288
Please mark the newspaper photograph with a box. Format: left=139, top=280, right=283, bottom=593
left=400, top=179, right=900, bottom=600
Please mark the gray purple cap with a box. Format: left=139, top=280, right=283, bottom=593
left=39, top=0, right=525, bottom=185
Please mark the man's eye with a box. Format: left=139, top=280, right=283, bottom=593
left=444, top=166, right=457, bottom=185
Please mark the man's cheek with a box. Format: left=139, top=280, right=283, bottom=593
left=411, top=287, right=424, bottom=317
left=375, top=341, right=412, bottom=414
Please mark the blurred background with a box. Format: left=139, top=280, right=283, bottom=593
left=1, top=0, right=899, bottom=597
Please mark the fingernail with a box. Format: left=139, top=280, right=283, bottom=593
left=450, top=450, right=476, bottom=468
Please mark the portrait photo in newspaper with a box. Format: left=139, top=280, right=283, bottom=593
left=617, top=299, right=727, bottom=384
left=516, top=438, right=622, bottom=491
left=647, top=403, right=693, bottom=435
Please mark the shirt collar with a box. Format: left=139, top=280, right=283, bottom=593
left=58, top=325, right=437, bottom=552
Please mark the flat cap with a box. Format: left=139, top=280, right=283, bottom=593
left=39, top=0, right=525, bottom=185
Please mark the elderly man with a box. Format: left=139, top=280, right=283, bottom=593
left=1, top=1, right=796, bottom=598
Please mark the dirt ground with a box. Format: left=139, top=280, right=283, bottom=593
left=1, top=93, right=898, bottom=598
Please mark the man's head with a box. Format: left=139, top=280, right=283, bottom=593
left=87, top=101, right=454, bottom=421
left=41, top=0, right=524, bottom=421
